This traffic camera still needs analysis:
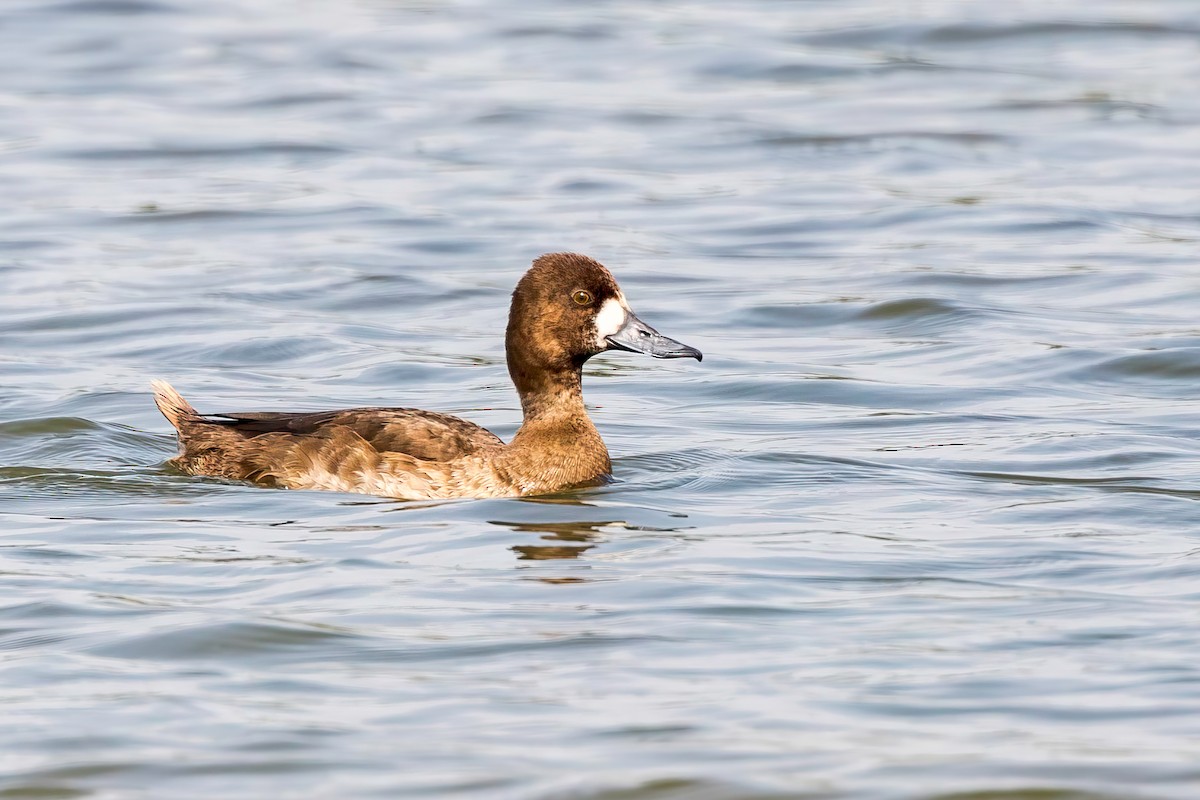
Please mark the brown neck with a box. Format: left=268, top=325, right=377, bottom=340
left=512, top=364, right=585, bottom=420
left=504, top=361, right=611, bottom=488
left=509, top=363, right=602, bottom=446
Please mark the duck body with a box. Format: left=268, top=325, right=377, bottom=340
left=153, top=253, right=700, bottom=500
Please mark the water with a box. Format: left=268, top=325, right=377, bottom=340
left=3, top=0, right=1200, bottom=797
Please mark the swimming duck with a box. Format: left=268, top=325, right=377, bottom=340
left=153, top=252, right=701, bottom=499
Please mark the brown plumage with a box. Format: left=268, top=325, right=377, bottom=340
left=153, top=252, right=701, bottom=500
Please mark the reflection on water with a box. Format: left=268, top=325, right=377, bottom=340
left=500, top=519, right=608, bottom=560
left=4, top=0, right=1200, bottom=797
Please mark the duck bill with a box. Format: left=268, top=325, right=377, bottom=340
left=605, top=311, right=702, bottom=361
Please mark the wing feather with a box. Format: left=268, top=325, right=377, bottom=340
left=205, top=407, right=503, bottom=462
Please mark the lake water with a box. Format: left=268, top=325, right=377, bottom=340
left=3, top=0, right=1200, bottom=797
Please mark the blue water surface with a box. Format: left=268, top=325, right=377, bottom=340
left=3, top=1, right=1200, bottom=797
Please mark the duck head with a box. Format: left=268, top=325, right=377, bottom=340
left=506, top=253, right=701, bottom=395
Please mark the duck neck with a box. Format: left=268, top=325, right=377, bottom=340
left=506, top=363, right=611, bottom=483
left=513, top=364, right=589, bottom=428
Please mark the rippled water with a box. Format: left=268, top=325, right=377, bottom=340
left=4, top=0, right=1200, bottom=797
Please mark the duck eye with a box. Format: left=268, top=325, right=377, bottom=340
left=571, top=290, right=593, bottom=306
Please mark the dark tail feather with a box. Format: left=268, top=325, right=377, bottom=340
left=151, top=380, right=198, bottom=430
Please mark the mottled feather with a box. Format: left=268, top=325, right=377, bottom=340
left=205, top=408, right=502, bottom=462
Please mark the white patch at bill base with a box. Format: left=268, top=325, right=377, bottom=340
left=594, top=297, right=627, bottom=347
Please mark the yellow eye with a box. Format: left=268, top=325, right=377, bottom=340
left=571, top=290, right=593, bottom=306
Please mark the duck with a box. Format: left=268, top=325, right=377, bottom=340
left=152, top=252, right=702, bottom=500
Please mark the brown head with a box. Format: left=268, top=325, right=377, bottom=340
left=505, top=253, right=701, bottom=414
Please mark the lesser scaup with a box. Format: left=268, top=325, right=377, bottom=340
left=153, top=252, right=701, bottom=499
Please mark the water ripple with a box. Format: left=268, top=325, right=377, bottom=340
left=4, top=0, right=1200, bottom=798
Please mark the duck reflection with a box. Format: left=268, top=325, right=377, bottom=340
left=491, top=519, right=616, bottom=560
